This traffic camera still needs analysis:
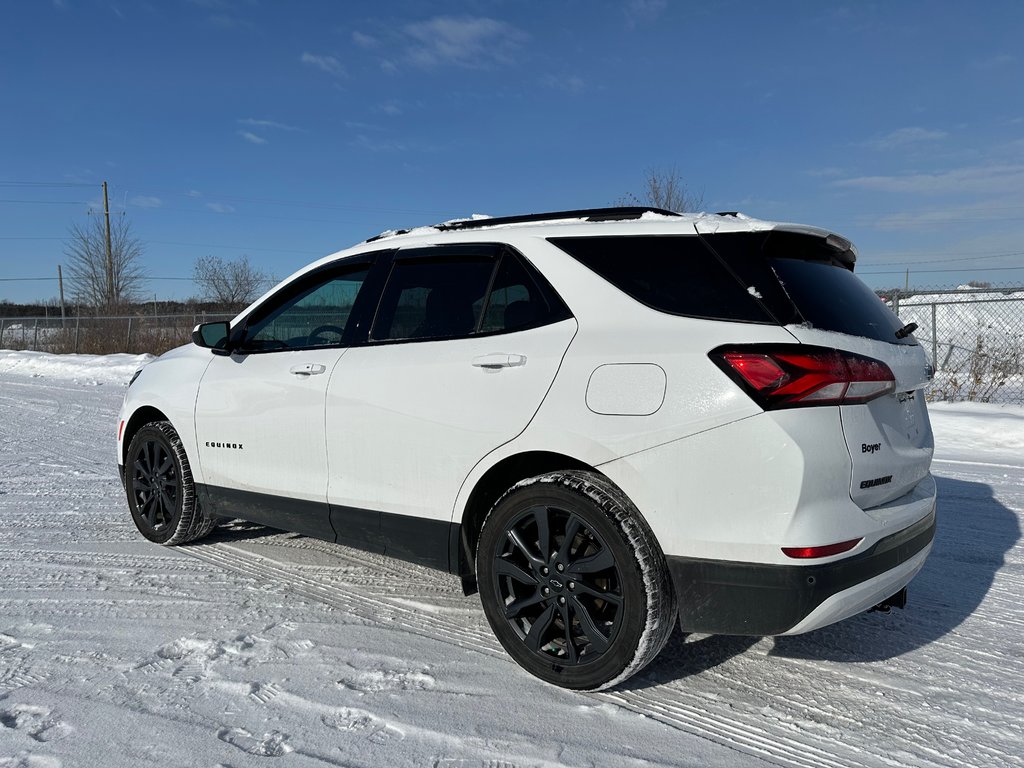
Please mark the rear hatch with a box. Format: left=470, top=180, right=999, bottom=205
left=697, top=225, right=934, bottom=511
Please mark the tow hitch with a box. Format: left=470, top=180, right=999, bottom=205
left=871, top=587, right=908, bottom=613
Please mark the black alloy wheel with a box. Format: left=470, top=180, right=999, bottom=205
left=477, top=471, right=676, bottom=690
left=494, top=504, right=623, bottom=666
left=131, top=436, right=180, bottom=534
left=124, top=421, right=214, bottom=545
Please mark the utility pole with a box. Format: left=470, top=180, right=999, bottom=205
left=57, top=265, right=66, bottom=325
left=102, top=181, right=115, bottom=309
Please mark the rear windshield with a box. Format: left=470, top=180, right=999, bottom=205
left=770, top=257, right=915, bottom=345
left=550, top=231, right=915, bottom=345
left=703, top=231, right=915, bottom=345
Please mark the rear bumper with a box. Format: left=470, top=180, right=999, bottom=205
left=667, top=506, right=936, bottom=636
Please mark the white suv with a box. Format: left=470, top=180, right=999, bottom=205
left=117, top=207, right=936, bottom=690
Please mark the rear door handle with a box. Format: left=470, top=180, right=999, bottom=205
left=472, top=353, right=527, bottom=369
left=290, top=363, right=327, bottom=376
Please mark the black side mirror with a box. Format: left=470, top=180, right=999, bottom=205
left=192, top=321, right=232, bottom=355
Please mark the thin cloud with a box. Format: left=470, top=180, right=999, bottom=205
left=403, top=16, right=527, bottom=69
left=186, top=190, right=203, bottom=198
left=866, top=127, right=948, bottom=151
left=352, top=134, right=408, bottom=153
left=872, top=203, right=1018, bottom=230
left=129, top=195, right=162, bottom=209
left=376, top=100, right=402, bottom=116
left=345, top=121, right=385, bottom=132
left=238, top=117, right=303, bottom=132
left=541, top=73, right=586, bottom=93
left=206, top=202, right=236, bottom=213
left=833, top=163, right=1024, bottom=195
left=238, top=131, right=267, bottom=145
left=352, top=31, right=378, bottom=48
left=972, top=53, right=1015, bottom=70
left=301, top=52, right=347, bottom=78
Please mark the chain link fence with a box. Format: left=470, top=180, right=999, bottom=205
left=883, top=285, right=1024, bottom=405
left=4, top=286, right=1024, bottom=403
left=0, top=313, right=233, bottom=356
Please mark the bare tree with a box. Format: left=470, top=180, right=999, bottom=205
left=193, top=255, right=269, bottom=306
left=64, top=214, right=146, bottom=311
left=619, top=165, right=704, bottom=212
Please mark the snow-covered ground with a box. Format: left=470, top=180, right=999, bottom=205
left=1, top=351, right=1022, bottom=768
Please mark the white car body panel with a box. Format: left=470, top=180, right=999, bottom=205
left=326, top=319, right=577, bottom=521
left=193, top=347, right=350, bottom=502
left=117, top=344, right=212, bottom=476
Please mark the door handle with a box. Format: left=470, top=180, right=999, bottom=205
left=290, top=363, right=327, bottom=376
left=471, top=353, right=527, bottom=369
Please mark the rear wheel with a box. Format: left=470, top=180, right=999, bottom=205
left=477, top=470, right=676, bottom=690
left=125, top=421, right=215, bottom=545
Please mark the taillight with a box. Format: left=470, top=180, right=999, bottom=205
left=710, top=344, right=895, bottom=409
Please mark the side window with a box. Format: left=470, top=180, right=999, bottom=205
left=241, top=265, right=371, bottom=352
left=372, top=256, right=496, bottom=341
left=478, top=253, right=546, bottom=332
left=549, top=235, right=772, bottom=323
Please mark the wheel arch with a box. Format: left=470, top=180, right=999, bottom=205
left=455, top=450, right=601, bottom=594
left=121, top=406, right=171, bottom=465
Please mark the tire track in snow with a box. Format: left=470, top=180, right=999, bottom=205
left=186, top=540, right=876, bottom=768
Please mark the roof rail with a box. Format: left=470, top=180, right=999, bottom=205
left=364, top=206, right=684, bottom=243
left=434, top=206, right=682, bottom=231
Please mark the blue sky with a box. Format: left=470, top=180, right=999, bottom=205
left=2, top=0, right=1023, bottom=305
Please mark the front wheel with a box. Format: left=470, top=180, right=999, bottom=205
left=477, top=470, right=676, bottom=690
left=124, top=421, right=215, bottom=545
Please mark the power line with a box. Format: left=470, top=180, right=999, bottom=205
left=0, top=235, right=325, bottom=255
left=860, top=266, right=1024, bottom=274
left=0, top=276, right=195, bottom=282
left=0, top=199, right=90, bottom=205
left=110, top=184, right=449, bottom=216
left=864, top=250, right=1024, bottom=267
left=0, top=181, right=96, bottom=188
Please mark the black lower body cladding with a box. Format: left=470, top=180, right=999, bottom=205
left=668, top=509, right=936, bottom=636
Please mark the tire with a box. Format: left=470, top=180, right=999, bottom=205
left=124, top=421, right=215, bottom=546
left=476, top=470, right=677, bottom=690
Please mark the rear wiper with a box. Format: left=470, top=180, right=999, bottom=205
left=895, top=322, right=918, bottom=339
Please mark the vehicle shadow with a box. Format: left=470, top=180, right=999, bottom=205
left=621, top=632, right=763, bottom=690
left=770, top=474, right=1019, bottom=663
left=189, top=519, right=284, bottom=544
left=623, top=475, right=1019, bottom=689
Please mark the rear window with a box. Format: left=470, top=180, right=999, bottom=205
left=769, top=257, right=915, bottom=345
left=549, top=236, right=773, bottom=323
left=703, top=230, right=913, bottom=345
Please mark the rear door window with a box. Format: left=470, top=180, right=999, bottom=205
left=372, top=255, right=495, bottom=341
left=371, top=246, right=573, bottom=342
